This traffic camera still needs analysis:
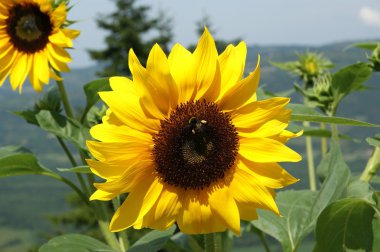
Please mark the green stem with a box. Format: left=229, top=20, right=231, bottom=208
left=56, top=137, right=90, bottom=196
left=303, top=121, right=317, bottom=191
left=98, top=220, right=123, bottom=252
left=204, top=233, right=223, bottom=252
left=55, top=71, right=75, bottom=119
left=42, top=171, right=90, bottom=207
left=258, top=231, right=271, bottom=252
left=360, top=147, right=380, bottom=182
left=320, top=123, right=327, bottom=159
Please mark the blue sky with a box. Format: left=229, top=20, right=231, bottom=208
left=69, top=0, right=380, bottom=67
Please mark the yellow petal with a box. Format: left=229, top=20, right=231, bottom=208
left=219, top=55, right=260, bottom=110
left=51, top=3, right=66, bottom=27
left=99, top=91, right=160, bottom=133
left=90, top=123, right=152, bottom=144
left=231, top=97, right=290, bottom=129
left=209, top=186, right=240, bottom=235
left=34, top=51, right=50, bottom=83
left=86, top=159, right=125, bottom=179
left=177, top=191, right=227, bottom=234
left=239, top=137, right=302, bottom=163
left=62, top=28, right=80, bottom=39
left=134, top=187, right=181, bottom=230
left=168, top=43, right=194, bottom=103
left=49, top=30, right=72, bottom=47
left=47, top=43, right=71, bottom=63
left=109, top=76, right=135, bottom=93
left=129, top=49, right=170, bottom=118
left=218, top=41, right=247, bottom=98
left=10, top=53, right=31, bottom=92
left=86, top=140, right=151, bottom=164
left=230, top=167, right=280, bottom=215
left=147, top=44, right=178, bottom=110
left=193, top=28, right=220, bottom=102
left=238, top=159, right=299, bottom=188
left=90, top=189, right=117, bottom=201
left=237, top=202, right=259, bottom=221
left=238, top=108, right=291, bottom=136
left=93, top=160, right=155, bottom=195
left=109, top=178, right=163, bottom=232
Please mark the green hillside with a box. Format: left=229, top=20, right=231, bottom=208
left=0, top=41, right=379, bottom=251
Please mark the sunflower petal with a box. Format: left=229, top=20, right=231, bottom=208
left=239, top=137, right=302, bottom=163
left=218, top=41, right=247, bottom=98
left=209, top=186, right=240, bottom=235
left=177, top=191, right=227, bottom=234
left=109, top=178, right=163, bottom=232
left=168, top=43, right=194, bottom=103
left=219, top=55, right=260, bottom=110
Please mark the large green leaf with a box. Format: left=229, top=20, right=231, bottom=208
left=35, top=110, right=90, bottom=150
left=331, top=63, right=372, bottom=107
left=128, top=225, right=176, bottom=252
left=39, top=233, right=115, bottom=252
left=253, top=142, right=351, bottom=252
left=288, top=104, right=379, bottom=127
left=314, top=198, right=376, bottom=252
left=0, top=146, right=49, bottom=178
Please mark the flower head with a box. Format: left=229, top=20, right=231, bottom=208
left=0, top=0, right=79, bottom=92
left=87, top=28, right=302, bottom=235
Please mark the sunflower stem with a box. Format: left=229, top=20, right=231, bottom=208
left=360, top=147, right=380, bottom=182
left=55, top=70, right=75, bottom=119
left=41, top=171, right=90, bottom=207
left=257, top=231, right=271, bottom=252
left=204, top=232, right=224, bottom=252
left=304, top=121, right=317, bottom=191
left=320, top=123, right=327, bottom=159
left=98, top=220, right=123, bottom=252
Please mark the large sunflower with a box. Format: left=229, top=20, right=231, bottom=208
left=0, top=0, right=79, bottom=92
left=87, top=28, right=302, bottom=235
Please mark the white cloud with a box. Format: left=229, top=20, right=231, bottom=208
left=359, top=6, right=380, bottom=27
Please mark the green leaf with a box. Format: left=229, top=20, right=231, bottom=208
left=39, top=233, right=115, bottom=252
left=373, top=219, right=380, bottom=252
left=253, top=142, right=351, bottom=252
left=314, top=198, right=376, bottom=252
left=128, top=225, right=176, bottom=252
left=345, top=180, right=372, bottom=200
left=0, top=146, right=49, bottom=178
left=291, top=113, right=380, bottom=127
left=350, top=42, right=379, bottom=51
left=331, top=63, right=372, bottom=107
left=82, top=78, right=111, bottom=122
left=57, top=166, right=91, bottom=174
left=367, top=134, right=380, bottom=147
left=35, top=110, right=90, bottom=150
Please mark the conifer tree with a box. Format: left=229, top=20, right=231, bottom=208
left=88, top=0, right=173, bottom=76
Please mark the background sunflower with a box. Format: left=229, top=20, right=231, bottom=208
left=0, top=0, right=79, bottom=92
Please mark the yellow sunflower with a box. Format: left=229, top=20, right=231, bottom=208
left=0, top=0, right=79, bottom=92
left=87, top=28, right=302, bottom=235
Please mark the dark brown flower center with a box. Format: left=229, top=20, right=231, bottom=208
left=6, top=3, right=53, bottom=53
left=153, top=100, right=239, bottom=190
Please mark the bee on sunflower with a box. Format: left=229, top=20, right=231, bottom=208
left=87, top=28, right=302, bottom=235
left=0, top=0, right=79, bottom=92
